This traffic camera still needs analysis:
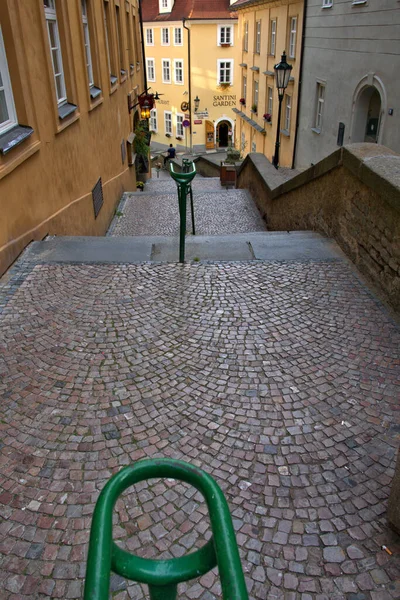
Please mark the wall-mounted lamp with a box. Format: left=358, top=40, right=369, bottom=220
left=140, top=99, right=151, bottom=120
left=194, top=95, right=200, bottom=112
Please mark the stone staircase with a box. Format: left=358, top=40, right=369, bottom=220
left=24, top=174, right=345, bottom=264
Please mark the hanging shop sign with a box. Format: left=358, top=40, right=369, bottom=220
left=194, top=111, right=208, bottom=119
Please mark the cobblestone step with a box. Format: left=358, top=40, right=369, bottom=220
left=23, top=232, right=345, bottom=264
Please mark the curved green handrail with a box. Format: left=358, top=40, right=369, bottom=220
left=169, top=160, right=196, bottom=184
left=169, top=161, right=197, bottom=262
left=84, top=458, right=248, bottom=600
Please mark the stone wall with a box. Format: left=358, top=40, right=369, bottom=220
left=237, top=144, right=400, bottom=312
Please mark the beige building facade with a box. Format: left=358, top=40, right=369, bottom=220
left=0, top=0, right=144, bottom=276
left=232, top=0, right=304, bottom=168
left=142, top=0, right=240, bottom=153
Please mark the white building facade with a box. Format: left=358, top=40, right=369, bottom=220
left=295, top=0, right=400, bottom=168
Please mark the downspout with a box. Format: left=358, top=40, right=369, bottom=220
left=183, top=19, right=192, bottom=153
left=291, top=0, right=307, bottom=169
left=138, top=0, right=147, bottom=91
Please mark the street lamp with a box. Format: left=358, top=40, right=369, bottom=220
left=140, top=99, right=151, bottom=120
left=272, top=51, right=292, bottom=169
left=194, top=95, right=200, bottom=112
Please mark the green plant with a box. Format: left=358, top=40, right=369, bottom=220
left=193, top=257, right=200, bottom=262
left=134, top=123, right=150, bottom=157
left=251, top=104, right=257, bottom=113
left=115, top=210, right=123, bottom=217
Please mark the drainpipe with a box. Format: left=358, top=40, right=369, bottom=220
left=138, top=0, right=147, bottom=91
left=291, top=0, right=308, bottom=169
left=183, top=19, right=192, bottom=153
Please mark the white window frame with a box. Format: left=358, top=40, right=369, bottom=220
left=161, top=27, right=170, bottom=46
left=268, top=86, right=273, bottom=116
left=243, top=21, right=248, bottom=51
left=242, top=75, right=247, bottom=101
left=150, top=108, right=157, bottom=132
left=253, top=80, right=258, bottom=110
left=162, top=58, right=171, bottom=83
left=255, top=21, right=261, bottom=54
left=322, top=0, right=333, bottom=6
left=0, top=26, right=17, bottom=135
left=164, top=110, right=172, bottom=135
left=146, top=58, right=155, bottom=82
left=217, top=59, right=233, bottom=85
left=44, top=0, right=67, bottom=105
left=218, top=25, right=233, bottom=46
left=315, top=82, right=325, bottom=131
left=174, top=27, right=182, bottom=46
left=174, top=59, right=184, bottom=85
left=146, top=28, right=154, bottom=46
left=284, top=94, right=291, bottom=132
left=162, top=0, right=168, bottom=6
left=289, top=17, right=297, bottom=58
left=81, top=0, right=94, bottom=87
left=241, top=131, right=245, bottom=149
left=176, top=113, right=184, bottom=137
left=270, top=20, right=276, bottom=56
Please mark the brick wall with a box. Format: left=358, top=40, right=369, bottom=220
left=237, top=144, right=400, bottom=312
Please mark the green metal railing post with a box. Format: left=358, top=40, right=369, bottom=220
left=84, top=458, right=248, bottom=600
left=169, top=161, right=196, bottom=263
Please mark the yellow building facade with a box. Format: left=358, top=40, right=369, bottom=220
left=232, top=0, right=304, bottom=167
left=142, top=1, right=240, bottom=153
left=0, top=0, right=144, bottom=276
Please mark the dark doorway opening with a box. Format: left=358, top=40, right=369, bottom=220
left=218, top=122, right=229, bottom=147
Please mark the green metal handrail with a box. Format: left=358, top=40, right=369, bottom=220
left=84, top=458, right=248, bottom=600
left=169, top=161, right=196, bottom=263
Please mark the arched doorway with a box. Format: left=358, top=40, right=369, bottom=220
left=217, top=120, right=230, bottom=147
left=353, top=86, right=381, bottom=143
left=351, top=75, right=387, bottom=145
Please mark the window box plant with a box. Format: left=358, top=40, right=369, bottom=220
left=136, top=181, right=145, bottom=192
left=165, top=133, right=171, bottom=138
left=219, top=82, right=230, bottom=89
left=176, top=136, right=183, bottom=141
left=263, top=113, right=272, bottom=122
left=221, top=43, right=231, bottom=48
left=239, top=98, right=246, bottom=105
left=251, top=104, right=257, bottom=113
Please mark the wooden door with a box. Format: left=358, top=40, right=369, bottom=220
left=205, top=120, right=214, bottom=149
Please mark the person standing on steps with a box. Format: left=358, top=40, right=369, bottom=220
left=164, top=143, right=176, bottom=166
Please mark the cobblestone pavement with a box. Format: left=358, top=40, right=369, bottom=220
left=108, top=178, right=266, bottom=237
left=0, top=260, right=400, bottom=599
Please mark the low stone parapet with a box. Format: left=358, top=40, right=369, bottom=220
left=237, top=144, right=400, bottom=312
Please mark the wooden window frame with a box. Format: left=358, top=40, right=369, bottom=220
left=174, top=59, right=184, bottom=85
left=174, top=27, right=183, bottom=46
left=0, top=26, right=17, bottom=135
left=217, top=59, right=233, bottom=85
left=146, top=57, right=155, bottom=82
left=162, top=58, right=171, bottom=83
left=164, top=110, right=172, bottom=135
left=289, top=16, right=297, bottom=59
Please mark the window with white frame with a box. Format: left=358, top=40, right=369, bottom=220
left=146, top=58, right=155, bottom=82
left=161, top=0, right=168, bottom=7
left=270, top=20, right=276, bottom=56
left=268, top=86, right=273, bottom=116
left=322, top=0, right=333, bottom=6
left=289, top=17, right=297, bottom=58
left=243, top=21, right=248, bottom=51
left=161, top=28, right=169, bottom=45
left=162, top=59, right=171, bottom=83
left=44, top=0, right=67, bottom=104
left=150, top=108, right=157, bottom=132
left=241, top=131, right=245, bottom=149
left=159, top=0, right=171, bottom=13
left=174, top=59, right=184, bottom=84
left=218, top=60, right=233, bottom=85
left=252, top=141, right=256, bottom=152
left=176, top=114, right=184, bottom=137
left=315, top=82, right=325, bottom=130
left=174, top=27, right=182, bottom=45
left=103, top=0, right=116, bottom=83
left=81, top=0, right=94, bottom=87
left=255, top=21, right=261, bottom=54
left=0, top=26, right=17, bottom=135
left=242, top=75, right=247, bottom=101
left=115, top=5, right=125, bottom=76
left=284, top=94, right=291, bottom=132
left=253, top=80, right=258, bottom=111
left=146, top=28, right=154, bottom=45
left=164, top=111, right=172, bottom=134
left=219, top=25, right=232, bottom=45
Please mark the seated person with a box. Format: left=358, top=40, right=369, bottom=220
left=164, top=144, right=176, bottom=165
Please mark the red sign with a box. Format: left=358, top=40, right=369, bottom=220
left=194, top=120, right=202, bottom=124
